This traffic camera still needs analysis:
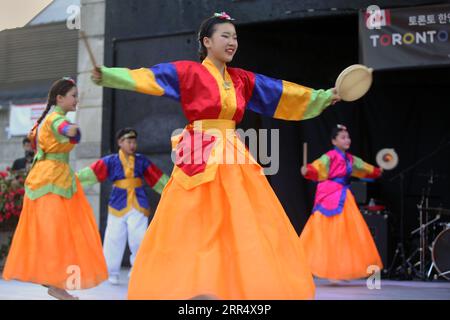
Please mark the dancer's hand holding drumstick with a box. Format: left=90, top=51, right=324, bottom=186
left=301, top=166, right=307, bottom=176
left=80, top=31, right=103, bottom=82
left=301, top=142, right=308, bottom=176
left=91, top=66, right=102, bottom=82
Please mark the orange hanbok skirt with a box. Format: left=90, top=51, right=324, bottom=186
left=2, top=178, right=108, bottom=290
left=299, top=190, right=383, bottom=280
left=128, top=163, right=315, bottom=300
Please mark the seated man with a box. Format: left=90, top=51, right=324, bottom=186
left=11, top=137, right=34, bottom=172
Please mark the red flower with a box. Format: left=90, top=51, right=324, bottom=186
left=0, top=170, right=25, bottom=222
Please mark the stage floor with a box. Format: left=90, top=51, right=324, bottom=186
left=0, top=269, right=449, bottom=300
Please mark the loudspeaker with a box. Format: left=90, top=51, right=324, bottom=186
left=362, top=212, right=390, bottom=270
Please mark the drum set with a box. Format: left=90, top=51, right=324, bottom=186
left=408, top=211, right=450, bottom=281
left=406, top=170, right=450, bottom=281
left=382, top=170, right=450, bottom=281
left=431, top=221, right=450, bottom=280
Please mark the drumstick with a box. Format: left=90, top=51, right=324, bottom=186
left=303, top=142, right=307, bottom=167
left=80, top=31, right=98, bottom=69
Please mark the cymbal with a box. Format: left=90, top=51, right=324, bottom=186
left=421, top=207, right=450, bottom=215
left=376, top=148, right=398, bottom=170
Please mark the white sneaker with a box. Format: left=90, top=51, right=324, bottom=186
left=108, top=275, right=120, bottom=285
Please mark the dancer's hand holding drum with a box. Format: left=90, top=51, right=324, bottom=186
left=330, top=87, right=341, bottom=105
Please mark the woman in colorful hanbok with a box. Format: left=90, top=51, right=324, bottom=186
left=300, top=124, right=383, bottom=280
left=92, top=12, right=340, bottom=299
left=3, top=78, right=108, bottom=299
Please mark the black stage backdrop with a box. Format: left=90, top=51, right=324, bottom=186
left=102, top=0, right=450, bottom=266
left=234, top=16, right=450, bottom=251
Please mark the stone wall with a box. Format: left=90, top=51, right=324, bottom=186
left=74, top=0, right=105, bottom=225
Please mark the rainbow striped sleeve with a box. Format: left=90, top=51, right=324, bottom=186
left=97, top=63, right=180, bottom=100
left=305, top=154, right=330, bottom=181
left=51, top=116, right=81, bottom=144
left=246, top=73, right=333, bottom=121
left=143, top=159, right=169, bottom=195
left=76, top=158, right=109, bottom=188
left=351, top=156, right=382, bottom=179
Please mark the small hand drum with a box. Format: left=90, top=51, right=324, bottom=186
left=335, top=64, right=373, bottom=101
left=376, top=148, right=399, bottom=170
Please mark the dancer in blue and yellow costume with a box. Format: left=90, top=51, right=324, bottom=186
left=77, top=128, right=169, bottom=285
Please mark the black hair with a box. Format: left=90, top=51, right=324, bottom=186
left=116, top=127, right=138, bottom=141
left=197, top=15, right=236, bottom=62
left=35, top=78, right=77, bottom=128
left=22, top=137, right=31, bottom=145
left=331, top=124, right=349, bottom=140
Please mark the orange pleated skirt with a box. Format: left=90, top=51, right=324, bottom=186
left=2, top=178, right=108, bottom=290
left=128, top=163, right=315, bottom=300
left=299, top=190, right=383, bottom=280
